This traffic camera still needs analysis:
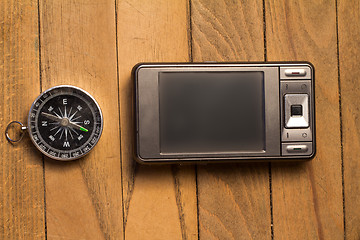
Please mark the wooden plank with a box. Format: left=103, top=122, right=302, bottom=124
left=38, top=0, right=123, bottom=239
left=265, top=0, right=344, bottom=239
left=191, top=0, right=265, bottom=61
left=116, top=0, right=198, bottom=239
left=338, top=0, right=360, bottom=239
left=191, top=1, right=272, bottom=239
left=0, top=0, right=45, bottom=239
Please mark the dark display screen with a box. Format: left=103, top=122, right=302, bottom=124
left=159, top=72, right=265, bottom=153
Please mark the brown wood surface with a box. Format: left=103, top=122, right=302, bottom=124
left=338, top=0, right=360, bottom=239
left=191, top=1, right=272, bottom=239
left=116, top=0, right=197, bottom=239
left=266, top=0, right=344, bottom=239
left=1, top=0, right=359, bottom=239
left=39, top=0, right=123, bottom=239
left=0, top=0, right=45, bottom=239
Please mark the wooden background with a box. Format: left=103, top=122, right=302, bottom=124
left=0, top=0, right=359, bottom=239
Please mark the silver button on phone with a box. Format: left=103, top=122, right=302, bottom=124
left=285, top=69, right=306, bottom=76
left=284, top=94, right=309, bottom=128
left=282, top=142, right=313, bottom=156
left=286, top=145, right=308, bottom=153
left=280, top=66, right=311, bottom=79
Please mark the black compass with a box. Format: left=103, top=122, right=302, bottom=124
left=25, top=85, right=103, bottom=161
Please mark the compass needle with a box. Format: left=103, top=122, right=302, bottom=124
left=41, top=112, right=62, bottom=122
left=64, top=106, right=67, bottom=118
left=80, top=127, right=88, bottom=132
left=68, top=121, right=88, bottom=132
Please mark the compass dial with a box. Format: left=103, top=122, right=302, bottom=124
left=28, top=85, right=103, bottom=161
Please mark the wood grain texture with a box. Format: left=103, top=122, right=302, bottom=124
left=39, top=0, right=123, bottom=239
left=0, top=0, right=45, bottom=239
left=116, top=0, right=197, bottom=239
left=338, top=0, right=360, bottom=239
left=191, top=1, right=272, bottom=239
left=192, top=0, right=265, bottom=61
left=2, top=0, right=357, bottom=239
left=265, top=0, right=344, bottom=239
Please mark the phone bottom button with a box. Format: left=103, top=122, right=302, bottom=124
left=282, top=142, right=313, bottom=156
left=286, top=145, right=308, bottom=153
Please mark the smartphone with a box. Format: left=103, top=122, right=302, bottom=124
left=133, top=62, right=315, bottom=163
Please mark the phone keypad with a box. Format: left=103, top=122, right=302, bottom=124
left=280, top=67, right=314, bottom=156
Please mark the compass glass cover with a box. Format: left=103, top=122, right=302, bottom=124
left=28, top=86, right=103, bottom=160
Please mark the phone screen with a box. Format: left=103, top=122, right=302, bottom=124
left=159, top=71, right=265, bottom=153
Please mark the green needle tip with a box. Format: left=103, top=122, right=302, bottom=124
left=80, top=127, right=88, bottom=132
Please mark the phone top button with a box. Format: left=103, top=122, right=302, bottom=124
left=285, top=68, right=306, bottom=76
left=280, top=66, right=311, bottom=79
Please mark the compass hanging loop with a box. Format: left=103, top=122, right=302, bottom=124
left=5, top=121, right=27, bottom=143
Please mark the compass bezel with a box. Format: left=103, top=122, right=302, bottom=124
left=27, top=85, right=104, bottom=161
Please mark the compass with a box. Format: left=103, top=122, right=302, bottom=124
left=6, top=85, right=103, bottom=161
